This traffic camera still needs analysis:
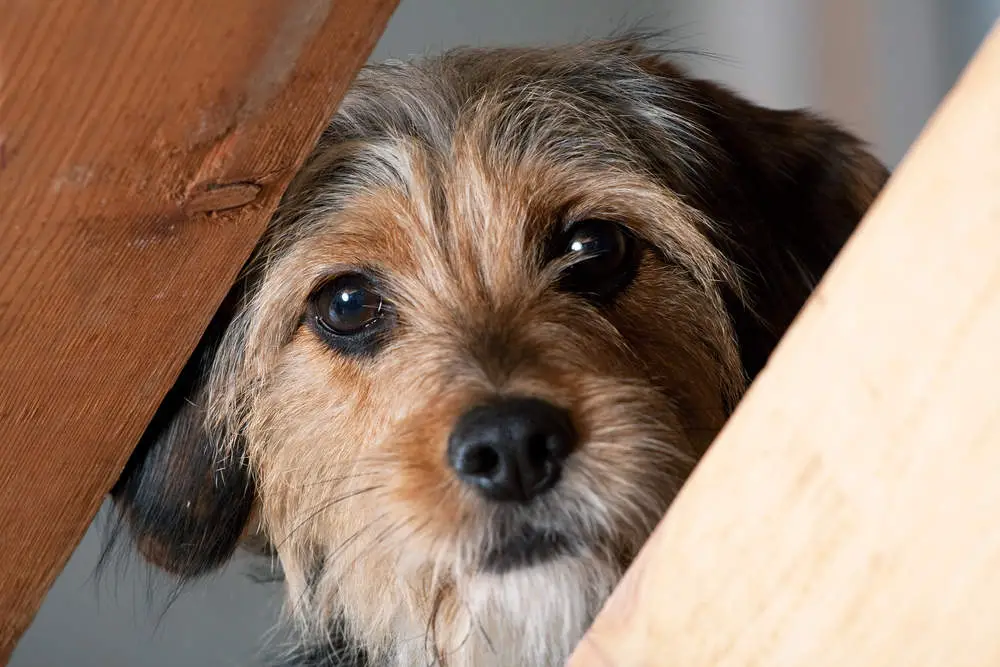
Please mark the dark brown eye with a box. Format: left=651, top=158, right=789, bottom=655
left=558, top=219, right=638, bottom=299
left=309, top=274, right=391, bottom=355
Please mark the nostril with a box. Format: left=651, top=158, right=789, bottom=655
left=526, top=433, right=552, bottom=468
left=459, top=443, right=500, bottom=478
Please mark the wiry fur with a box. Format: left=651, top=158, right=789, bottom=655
left=111, top=35, right=888, bottom=667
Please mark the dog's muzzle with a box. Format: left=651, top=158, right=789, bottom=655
left=447, top=396, right=579, bottom=573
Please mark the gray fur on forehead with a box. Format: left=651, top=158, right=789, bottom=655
left=316, top=34, right=716, bottom=178
left=261, top=34, right=723, bottom=263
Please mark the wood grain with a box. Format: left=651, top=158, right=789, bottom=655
left=569, top=20, right=1000, bottom=667
left=0, top=0, right=396, bottom=659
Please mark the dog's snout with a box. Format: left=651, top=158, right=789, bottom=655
left=447, top=397, right=576, bottom=503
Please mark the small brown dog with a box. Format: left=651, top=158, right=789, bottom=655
left=111, top=35, right=888, bottom=667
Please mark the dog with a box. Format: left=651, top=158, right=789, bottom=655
left=110, top=34, right=888, bottom=667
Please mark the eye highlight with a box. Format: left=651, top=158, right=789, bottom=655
left=555, top=219, right=640, bottom=300
left=308, top=272, right=393, bottom=355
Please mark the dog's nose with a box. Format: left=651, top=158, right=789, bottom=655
left=447, top=397, right=576, bottom=503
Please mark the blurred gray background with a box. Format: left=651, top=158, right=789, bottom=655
left=11, top=0, right=999, bottom=664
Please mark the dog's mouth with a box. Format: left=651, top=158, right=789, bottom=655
left=481, top=525, right=575, bottom=574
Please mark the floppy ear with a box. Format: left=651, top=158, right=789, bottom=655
left=110, top=286, right=255, bottom=578
left=682, top=75, right=891, bottom=381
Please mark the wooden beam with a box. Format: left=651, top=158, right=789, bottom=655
left=569, top=20, right=1000, bottom=667
left=0, top=0, right=396, bottom=659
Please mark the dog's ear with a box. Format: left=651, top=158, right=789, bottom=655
left=110, top=286, right=255, bottom=578
left=671, top=69, right=890, bottom=381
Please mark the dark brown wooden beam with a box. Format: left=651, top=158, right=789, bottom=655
left=0, top=0, right=396, bottom=658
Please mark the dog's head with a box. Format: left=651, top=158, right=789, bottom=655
left=113, top=37, right=887, bottom=666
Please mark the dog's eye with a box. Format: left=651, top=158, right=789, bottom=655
left=558, top=219, right=638, bottom=299
left=311, top=273, right=385, bottom=335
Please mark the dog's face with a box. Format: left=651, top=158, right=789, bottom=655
left=113, top=38, right=887, bottom=666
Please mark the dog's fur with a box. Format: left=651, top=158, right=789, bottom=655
left=111, top=35, right=888, bottom=666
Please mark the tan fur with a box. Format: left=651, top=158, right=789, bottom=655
left=219, top=131, right=741, bottom=664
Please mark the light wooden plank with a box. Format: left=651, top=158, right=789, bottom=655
left=569, top=20, right=1000, bottom=667
left=0, top=0, right=396, bottom=659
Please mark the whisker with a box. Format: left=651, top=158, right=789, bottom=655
left=294, top=470, right=381, bottom=489
left=274, top=485, right=385, bottom=551
left=424, top=585, right=448, bottom=666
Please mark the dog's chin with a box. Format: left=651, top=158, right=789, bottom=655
left=434, top=537, right=623, bottom=667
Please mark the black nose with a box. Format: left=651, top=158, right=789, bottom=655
left=447, top=397, right=576, bottom=503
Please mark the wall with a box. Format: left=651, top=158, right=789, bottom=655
left=11, top=0, right=997, bottom=664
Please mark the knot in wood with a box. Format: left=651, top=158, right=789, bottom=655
left=184, top=181, right=262, bottom=215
